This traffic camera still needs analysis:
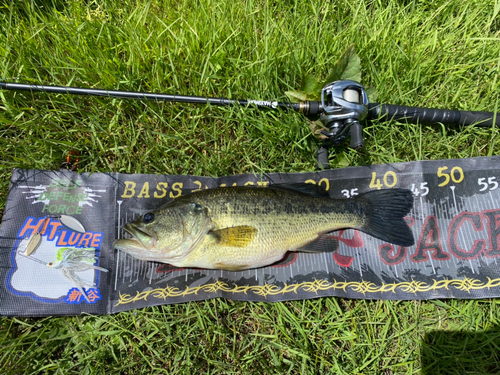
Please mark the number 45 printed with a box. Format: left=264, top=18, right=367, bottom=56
left=478, top=177, right=498, bottom=192
left=411, top=182, right=429, bottom=197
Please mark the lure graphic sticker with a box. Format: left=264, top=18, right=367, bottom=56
left=11, top=216, right=106, bottom=304
left=2, top=156, right=500, bottom=316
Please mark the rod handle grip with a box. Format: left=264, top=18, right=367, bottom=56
left=368, top=103, right=500, bottom=127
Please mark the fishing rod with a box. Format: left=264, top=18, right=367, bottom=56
left=1, top=80, right=498, bottom=168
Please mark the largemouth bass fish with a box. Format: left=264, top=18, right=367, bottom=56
left=113, top=185, right=414, bottom=271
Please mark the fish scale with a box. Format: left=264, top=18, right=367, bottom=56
left=180, top=188, right=363, bottom=269
left=113, top=186, right=414, bottom=270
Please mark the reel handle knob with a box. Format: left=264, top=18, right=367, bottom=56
left=349, top=121, right=364, bottom=150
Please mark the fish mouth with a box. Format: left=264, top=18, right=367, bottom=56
left=118, top=223, right=158, bottom=251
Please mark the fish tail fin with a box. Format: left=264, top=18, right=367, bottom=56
left=357, top=189, right=414, bottom=246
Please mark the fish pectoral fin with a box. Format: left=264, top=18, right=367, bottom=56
left=296, top=234, right=339, bottom=253
left=208, top=226, right=257, bottom=247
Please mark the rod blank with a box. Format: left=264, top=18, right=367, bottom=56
left=0, top=82, right=302, bottom=112
left=0, top=82, right=237, bottom=106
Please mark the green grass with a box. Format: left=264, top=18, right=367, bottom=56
left=1, top=0, right=500, bottom=373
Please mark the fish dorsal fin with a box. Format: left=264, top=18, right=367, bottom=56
left=209, top=226, right=257, bottom=247
left=269, top=183, right=330, bottom=197
left=296, top=234, right=339, bottom=253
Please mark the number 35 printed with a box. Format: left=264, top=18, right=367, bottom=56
left=478, top=177, right=498, bottom=191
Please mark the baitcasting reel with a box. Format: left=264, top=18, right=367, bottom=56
left=315, top=81, right=369, bottom=169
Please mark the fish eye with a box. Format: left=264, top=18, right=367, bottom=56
left=142, top=212, right=155, bottom=223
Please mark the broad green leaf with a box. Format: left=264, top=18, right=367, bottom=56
left=365, top=86, right=379, bottom=102
left=300, top=73, right=321, bottom=97
left=284, top=90, right=309, bottom=103
left=332, top=151, right=350, bottom=167
left=341, top=53, right=361, bottom=82
left=323, top=44, right=357, bottom=86
left=286, top=45, right=364, bottom=102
